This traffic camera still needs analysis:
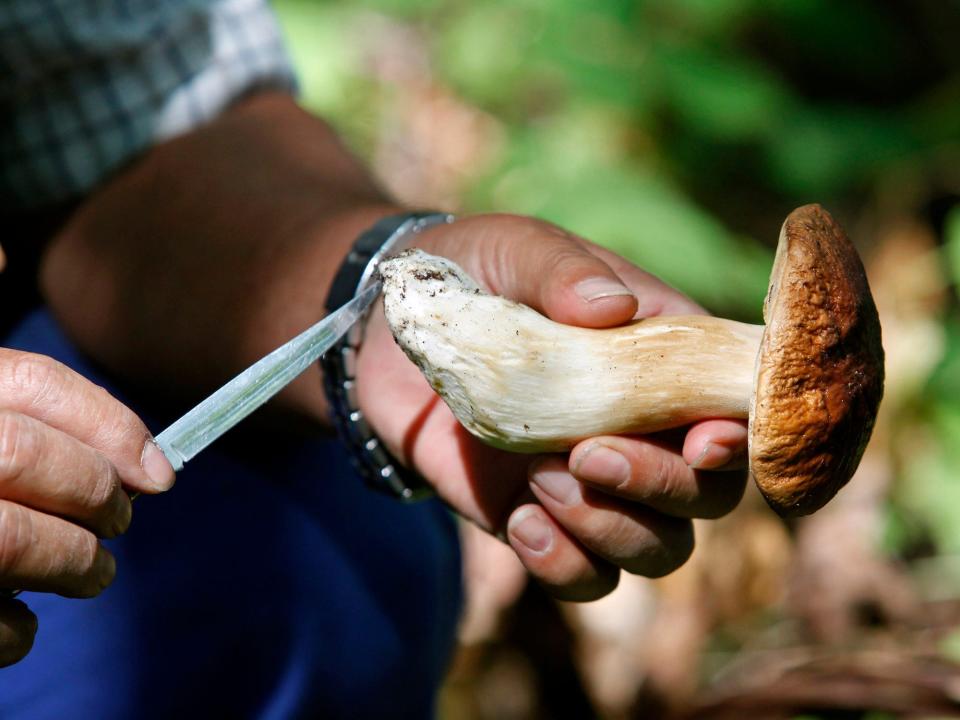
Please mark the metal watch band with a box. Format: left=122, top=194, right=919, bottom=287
left=321, top=212, right=454, bottom=501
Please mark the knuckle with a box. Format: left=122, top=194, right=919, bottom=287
left=81, top=455, right=121, bottom=512
left=485, top=213, right=580, bottom=251
left=0, top=412, right=38, bottom=487
left=582, top=507, right=651, bottom=567
left=69, top=534, right=104, bottom=599
left=544, top=243, right=593, bottom=274
left=634, top=450, right=678, bottom=503
left=604, top=514, right=644, bottom=556
left=87, top=390, right=145, bottom=457
left=516, top=215, right=576, bottom=242
left=77, top=532, right=100, bottom=572
left=5, top=353, right=66, bottom=405
left=627, top=521, right=694, bottom=579
left=0, top=502, right=31, bottom=575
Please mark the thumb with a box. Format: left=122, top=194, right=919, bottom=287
left=419, top=214, right=638, bottom=328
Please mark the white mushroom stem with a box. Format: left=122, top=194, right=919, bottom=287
left=380, top=249, right=764, bottom=453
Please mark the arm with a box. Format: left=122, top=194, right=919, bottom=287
left=42, top=92, right=389, bottom=426
left=42, top=92, right=749, bottom=600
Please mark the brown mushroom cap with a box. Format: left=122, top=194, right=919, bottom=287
left=749, top=204, right=884, bottom=517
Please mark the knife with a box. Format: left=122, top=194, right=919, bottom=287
left=0, top=281, right=381, bottom=600
left=156, top=280, right=381, bottom=470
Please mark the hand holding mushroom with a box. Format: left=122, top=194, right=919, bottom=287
left=356, top=212, right=854, bottom=600
left=381, top=205, right=883, bottom=519
left=361, top=207, right=883, bottom=599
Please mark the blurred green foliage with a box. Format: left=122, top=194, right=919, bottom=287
left=275, top=0, right=959, bottom=321
left=907, top=210, right=960, bottom=556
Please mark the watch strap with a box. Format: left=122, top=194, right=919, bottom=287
left=321, top=212, right=454, bottom=501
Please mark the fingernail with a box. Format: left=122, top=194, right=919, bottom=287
left=531, top=466, right=580, bottom=505
left=574, top=277, right=634, bottom=303
left=141, top=439, right=176, bottom=492
left=572, top=443, right=630, bottom=486
left=508, top=507, right=553, bottom=554
left=690, top=442, right=734, bottom=470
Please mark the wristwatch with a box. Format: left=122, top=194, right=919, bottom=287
left=321, top=212, right=454, bottom=501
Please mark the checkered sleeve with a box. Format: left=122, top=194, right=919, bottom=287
left=0, top=0, right=297, bottom=212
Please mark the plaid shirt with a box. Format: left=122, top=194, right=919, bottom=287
left=0, top=0, right=296, bottom=212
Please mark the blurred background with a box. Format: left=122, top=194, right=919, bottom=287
left=274, top=1, right=960, bottom=717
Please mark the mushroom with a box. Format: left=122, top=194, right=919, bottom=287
left=379, top=205, right=884, bottom=517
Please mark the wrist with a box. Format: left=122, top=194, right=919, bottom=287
left=322, top=212, right=454, bottom=500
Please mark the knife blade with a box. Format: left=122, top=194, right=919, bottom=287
left=156, top=280, right=381, bottom=470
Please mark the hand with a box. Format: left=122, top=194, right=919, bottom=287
left=0, top=350, right=175, bottom=666
left=358, top=214, right=748, bottom=601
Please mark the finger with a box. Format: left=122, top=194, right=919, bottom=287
left=530, top=457, right=695, bottom=576
left=585, top=243, right=707, bottom=317
left=0, top=350, right=174, bottom=493
left=0, top=411, right=132, bottom=538
left=570, top=435, right=747, bottom=519
left=682, top=419, right=749, bottom=471
left=0, top=500, right=115, bottom=598
left=422, top=215, right=639, bottom=328
left=506, top=503, right=619, bottom=602
left=0, top=599, right=37, bottom=667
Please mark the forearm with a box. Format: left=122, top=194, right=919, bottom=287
left=40, top=91, right=403, bottom=427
